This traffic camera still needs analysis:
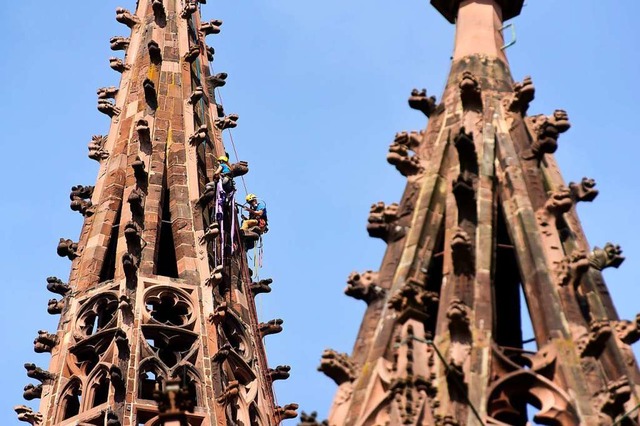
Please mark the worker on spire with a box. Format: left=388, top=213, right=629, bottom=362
left=214, top=154, right=234, bottom=192
left=240, top=193, right=268, bottom=245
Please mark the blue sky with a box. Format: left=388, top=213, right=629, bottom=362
left=1, top=1, right=639, bottom=424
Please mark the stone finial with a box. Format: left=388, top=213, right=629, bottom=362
left=250, top=278, right=273, bottom=295
left=14, top=405, right=42, bottom=425
left=509, top=76, right=535, bottom=114
left=109, top=57, right=130, bottom=73
left=148, top=40, right=162, bottom=64
left=24, top=363, right=55, bottom=383
left=201, top=19, right=223, bottom=36
left=188, top=86, right=205, bottom=104
left=88, top=135, right=109, bottom=161
left=344, top=270, right=386, bottom=304
left=299, top=411, right=329, bottom=426
left=33, top=330, right=58, bottom=353
left=207, top=72, right=228, bottom=88
left=555, top=250, right=589, bottom=288
left=588, top=243, right=625, bottom=270
left=367, top=201, right=404, bottom=242
left=46, top=276, right=70, bottom=296
left=259, top=319, right=284, bottom=337
left=188, top=125, right=209, bottom=146
left=115, top=7, right=139, bottom=28
left=97, top=86, right=118, bottom=99
left=22, top=384, right=42, bottom=401
left=215, top=114, right=239, bottom=130
left=408, top=88, right=437, bottom=117
left=459, top=71, right=482, bottom=108
left=97, top=99, right=121, bottom=118
left=569, top=177, right=598, bottom=202
left=109, top=36, right=130, bottom=51
left=268, top=365, right=291, bottom=381
left=387, top=131, right=423, bottom=177
left=57, top=238, right=78, bottom=260
left=276, top=403, right=299, bottom=421
left=318, top=349, right=356, bottom=386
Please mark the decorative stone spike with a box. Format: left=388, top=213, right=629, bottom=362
left=110, top=36, right=130, bottom=51
left=259, top=319, right=284, bottom=337
left=115, top=7, right=139, bottom=28
left=408, top=88, right=437, bottom=117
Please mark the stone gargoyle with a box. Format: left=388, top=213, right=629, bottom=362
left=14, top=405, right=42, bottom=425
left=88, top=135, right=109, bottom=161
left=33, top=330, right=58, bottom=353
left=109, top=36, right=130, bottom=51
left=317, top=349, right=356, bottom=386
left=201, top=19, right=223, bottom=36
left=57, top=238, right=78, bottom=260
left=259, top=319, right=284, bottom=337
left=268, top=365, right=291, bottom=381
left=97, top=99, right=121, bottom=117
left=250, top=278, right=273, bottom=295
left=589, top=243, right=625, bottom=271
left=109, top=57, right=129, bottom=73
left=215, top=114, right=239, bottom=130
left=408, top=88, right=437, bottom=117
left=344, top=270, right=385, bottom=304
left=115, top=7, right=139, bottom=28
left=207, top=72, right=228, bottom=88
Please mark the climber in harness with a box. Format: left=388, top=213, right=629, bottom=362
left=240, top=193, right=268, bottom=245
left=213, top=155, right=234, bottom=192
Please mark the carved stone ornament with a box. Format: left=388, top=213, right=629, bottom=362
left=109, top=57, right=130, bottom=73
left=46, top=276, right=70, bottom=296
left=14, top=405, right=42, bottom=425
left=268, top=365, right=291, bottom=381
left=180, top=0, right=198, bottom=19
left=205, top=265, right=224, bottom=287
left=387, top=131, right=423, bottom=177
left=344, top=270, right=386, bottom=304
left=459, top=70, right=482, bottom=108
left=151, top=0, right=165, bottom=16
left=276, top=403, right=299, bottom=421
left=132, top=156, right=148, bottom=183
left=555, top=250, right=589, bottom=288
left=47, top=299, right=64, bottom=315
left=366, top=201, right=405, bottom=242
left=70, top=184, right=95, bottom=216
left=33, top=330, right=58, bottom=353
left=408, top=88, right=437, bottom=117
left=128, top=187, right=145, bottom=217
left=250, top=278, right=273, bottom=295
left=183, top=45, right=200, bottom=63
left=148, top=40, right=162, bottom=63
left=299, top=411, right=329, bottom=426
left=388, top=281, right=439, bottom=321
left=97, top=99, right=121, bottom=117
left=22, top=384, right=42, bottom=401
left=122, top=252, right=139, bottom=279
left=451, top=227, right=474, bottom=276
left=199, top=221, right=220, bottom=244
left=201, top=19, right=223, bottom=36
left=216, top=380, right=239, bottom=405
left=143, top=78, right=157, bottom=108
left=207, top=72, right=228, bottom=88
left=508, top=75, right=535, bottom=114
left=188, top=86, right=205, bottom=104
left=525, top=110, right=571, bottom=159
left=97, top=86, right=118, bottom=99
left=88, top=134, right=109, bottom=161
left=593, top=377, right=632, bottom=422
left=188, top=124, right=209, bottom=146
left=576, top=320, right=612, bottom=358
left=229, top=160, right=249, bottom=178
left=259, top=319, right=284, bottom=337
left=57, top=238, right=78, bottom=260
left=317, top=349, right=356, bottom=386
left=136, top=118, right=151, bottom=143
left=109, top=36, right=130, bottom=51
left=24, top=363, right=55, bottom=383
left=543, top=186, right=574, bottom=218
left=569, top=177, right=598, bottom=202
left=115, top=7, right=139, bottom=28
left=206, top=46, right=215, bottom=62
left=215, top=114, right=239, bottom=130
left=588, top=243, right=625, bottom=271
left=613, top=313, right=640, bottom=345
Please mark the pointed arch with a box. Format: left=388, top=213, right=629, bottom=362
left=170, top=363, right=202, bottom=407
left=138, top=358, right=168, bottom=401
left=86, top=364, right=111, bottom=409
left=57, top=377, right=83, bottom=421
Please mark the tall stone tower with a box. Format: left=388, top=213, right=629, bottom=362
left=15, top=1, right=296, bottom=425
left=311, top=1, right=640, bottom=425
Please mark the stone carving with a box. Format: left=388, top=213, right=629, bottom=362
left=593, top=377, right=631, bottom=422
left=388, top=281, right=439, bottom=320
left=152, top=0, right=164, bottom=16
left=188, top=86, right=205, bottom=104
left=451, top=227, right=473, bottom=276
left=128, top=187, right=145, bottom=217
left=106, top=412, right=121, bottom=426
left=387, top=131, right=423, bottom=177
left=33, top=330, right=58, bottom=353
left=276, top=403, right=299, bottom=421
left=250, top=278, right=273, bottom=295
left=259, top=319, right=284, bottom=337
left=569, top=177, right=598, bottom=202
left=24, top=363, right=55, bottom=383
left=143, top=79, right=157, bottom=108
left=115, top=329, right=129, bottom=354
left=109, top=36, right=130, bottom=51
left=188, top=124, right=209, bottom=145
left=109, top=57, right=129, bottom=73
left=366, top=201, right=404, bottom=242
left=136, top=119, right=151, bottom=144
left=46, top=276, right=70, bottom=296
left=88, top=135, right=109, bottom=161
left=70, top=185, right=95, bottom=216
left=148, top=40, right=162, bottom=64
left=459, top=71, right=482, bottom=107
left=408, top=88, right=437, bottom=117
left=344, top=270, right=385, bottom=304
left=508, top=76, right=535, bottom=114
left=299, top=411, right=328, bottom=426
left=207, top=72, right=228, bottom=88
left=205, top=265, right=224, bottom=287
left=199, top=222, right=220, bottom=244
left=115, top=7, right=139, bottom=28
left=14, top=405, right=42, bottom=425
left=526, top=110, right=571, bottom=159
left=452, top=129, right=478, bottom=219
left=613, top=313, right=640, bottom=345
left=97, top=86, right=118, bottom=99
left=122, top=252, right=139, bottom=279
left=555, top=250, right=589, bottom=288
left=212, top=343, right=232, bottom=363
left=318, top=349, right=355, bottom=386
left=183, top=45, right=200, bottom=63
left=57, top=238, right=78, bottom=260
left=132, top=156, right=148, bottom=183
left=110, top=365, right=125, bottom=391
left=268, top=365, right=291, bottom=381
left=206, top=46, right=215, bottom=61
left=446, top=299, right=471, bottom=376
left=576, top=320, right=612, bottom=357
left=97, top=99, right=121, bottom=117
left=180, top=1, right=198, bottom=19
left=124, top=221, right=142, bottom=248
left=215, top=114, right=239, bottom=130
left=208, top=302, right=228, bottom=325
left=22, top=384, right=42, bottom=401
left=216, top=380, right=239, bottom=405
left=229, top=160, right=249, bottom=178
left=201, top=19, right=223, bottom=35
left=539, top=186, right=574, bottom=223
left=588, top=243, right=625, bottom=271
left=47, top=299, right=64, bottom=315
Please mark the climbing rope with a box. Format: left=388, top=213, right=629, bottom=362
left=214, top=87, right=248, bottom=195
